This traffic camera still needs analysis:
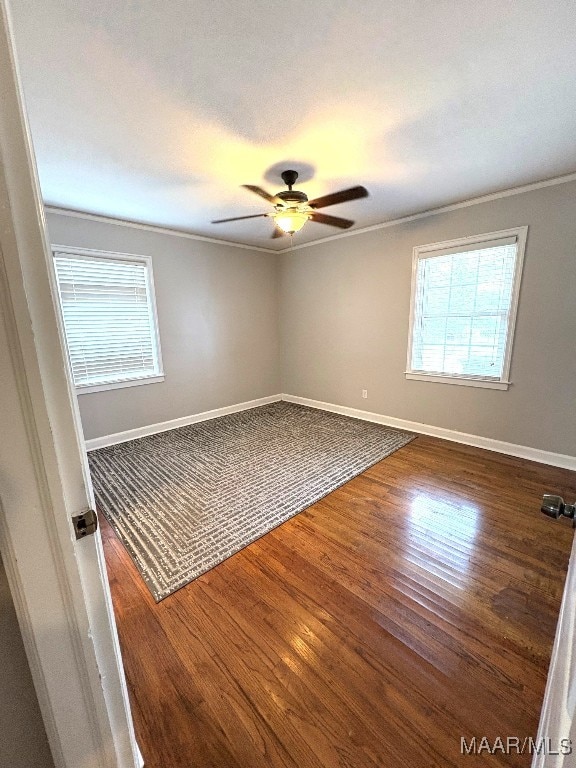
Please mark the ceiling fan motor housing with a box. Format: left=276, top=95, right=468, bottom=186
left=277, top=170, right=308, bottom=206
left=276, top=189, right=308, bottom=205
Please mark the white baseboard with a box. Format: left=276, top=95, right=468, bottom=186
left=84, top=394, right=282, bottom=451
left=282, top=394, right=576, bottom=471
left=85, top=391, right=576, bottom=470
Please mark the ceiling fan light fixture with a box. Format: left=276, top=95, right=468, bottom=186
left=273, top=209, right=310, bottom=234
left=211, top=170, right=368, bottom=236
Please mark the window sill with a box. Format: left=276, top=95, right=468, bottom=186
left=76, top=374, right=165, bottom=395
left=405, top=372, right=510, bottom=390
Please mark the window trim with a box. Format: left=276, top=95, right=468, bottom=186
left=405, top=226, right=528, bottom=390
left=51, top=245, right=165, bottom=395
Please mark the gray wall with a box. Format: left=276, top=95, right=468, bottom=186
left=47, top=213, right=281, bottom=441
left=0, top=555, right=54, bottom=768
left=280, top=181, right=576, bottom=456
left=47, top=181, right=576, bottom=455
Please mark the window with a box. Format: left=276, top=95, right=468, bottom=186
left=53, top=247, right=164, bottom=394
left=406, top=227, right=527, bottom=390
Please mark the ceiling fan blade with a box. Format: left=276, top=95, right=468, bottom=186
left=242, top=185, right=276, bottom=203
left=271, top=227, right=285, bottom=238
left=308, top=185, right=368, bottom=209
left=211, top=213, right=269, bottom=224
left=310, top=212, right=354, bottom=229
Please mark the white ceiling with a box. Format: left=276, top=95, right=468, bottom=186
left=8, top=0, right=576, bottom=250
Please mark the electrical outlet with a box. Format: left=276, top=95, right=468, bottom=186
left=362, top=389, right=368, bottom=399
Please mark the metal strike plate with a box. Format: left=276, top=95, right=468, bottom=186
left=72, top=508, right=98, bottom=540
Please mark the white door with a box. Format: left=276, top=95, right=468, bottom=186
left=0, top=3, right=140, bottom=768
left=534, top=531, right=576, bottom=768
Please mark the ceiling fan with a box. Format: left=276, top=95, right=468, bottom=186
left=211, top=170, right=369, bottom=237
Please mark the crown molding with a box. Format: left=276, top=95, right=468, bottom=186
left=285, top=170, right=576, bottom=252
left=46, top=169, right=576, bottom=255
left=44, top=206, right=279, bottom=254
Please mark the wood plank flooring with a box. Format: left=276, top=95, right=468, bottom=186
left=101, top=435, right=576, bottom=768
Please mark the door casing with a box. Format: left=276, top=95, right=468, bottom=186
left=0, top=2, right=141, bottom=766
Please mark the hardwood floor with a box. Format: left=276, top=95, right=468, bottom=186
left=101, top=435, right=576, bottom=768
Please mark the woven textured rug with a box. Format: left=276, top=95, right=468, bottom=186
left=89, top=402, right=414, bottom=600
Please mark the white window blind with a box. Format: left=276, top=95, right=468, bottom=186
left=53, top=250, right=163, bottom=391
left=407, top=230, right=525, bottom=387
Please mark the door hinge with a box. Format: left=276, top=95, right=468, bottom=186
left=72, top=508, right=98, bottom=539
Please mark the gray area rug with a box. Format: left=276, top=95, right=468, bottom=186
left=89, top=402, right=414, bottom=601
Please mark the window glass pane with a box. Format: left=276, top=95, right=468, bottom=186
left=425, top=256, right=452, bottom=287
left=448, top=283, right=476, bottom=313
left=470, top=316, right=500, bottom=345
left=420, top=345, right=445, bottom=371
left=422, top=285, right=450, bottom=316
left=445, top=317, right=471, bottom=345
left=420, top=316, right=446, bottom=344
left=443, top=345, right=470, bottom=374
left=468, top=346, right=502, bottom=376
left=477, top=253, right=503, bottom=284
left=450, top=252, right=478, bottom=286
left=474, top=282, right=504, bottom=313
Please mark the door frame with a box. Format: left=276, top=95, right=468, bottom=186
left=0, top=2, right=141, bottom=767
left=533, top=532, right=576, bottom=768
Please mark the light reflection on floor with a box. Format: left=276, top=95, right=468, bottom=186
left=404, top=492, right=480, bottom=594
